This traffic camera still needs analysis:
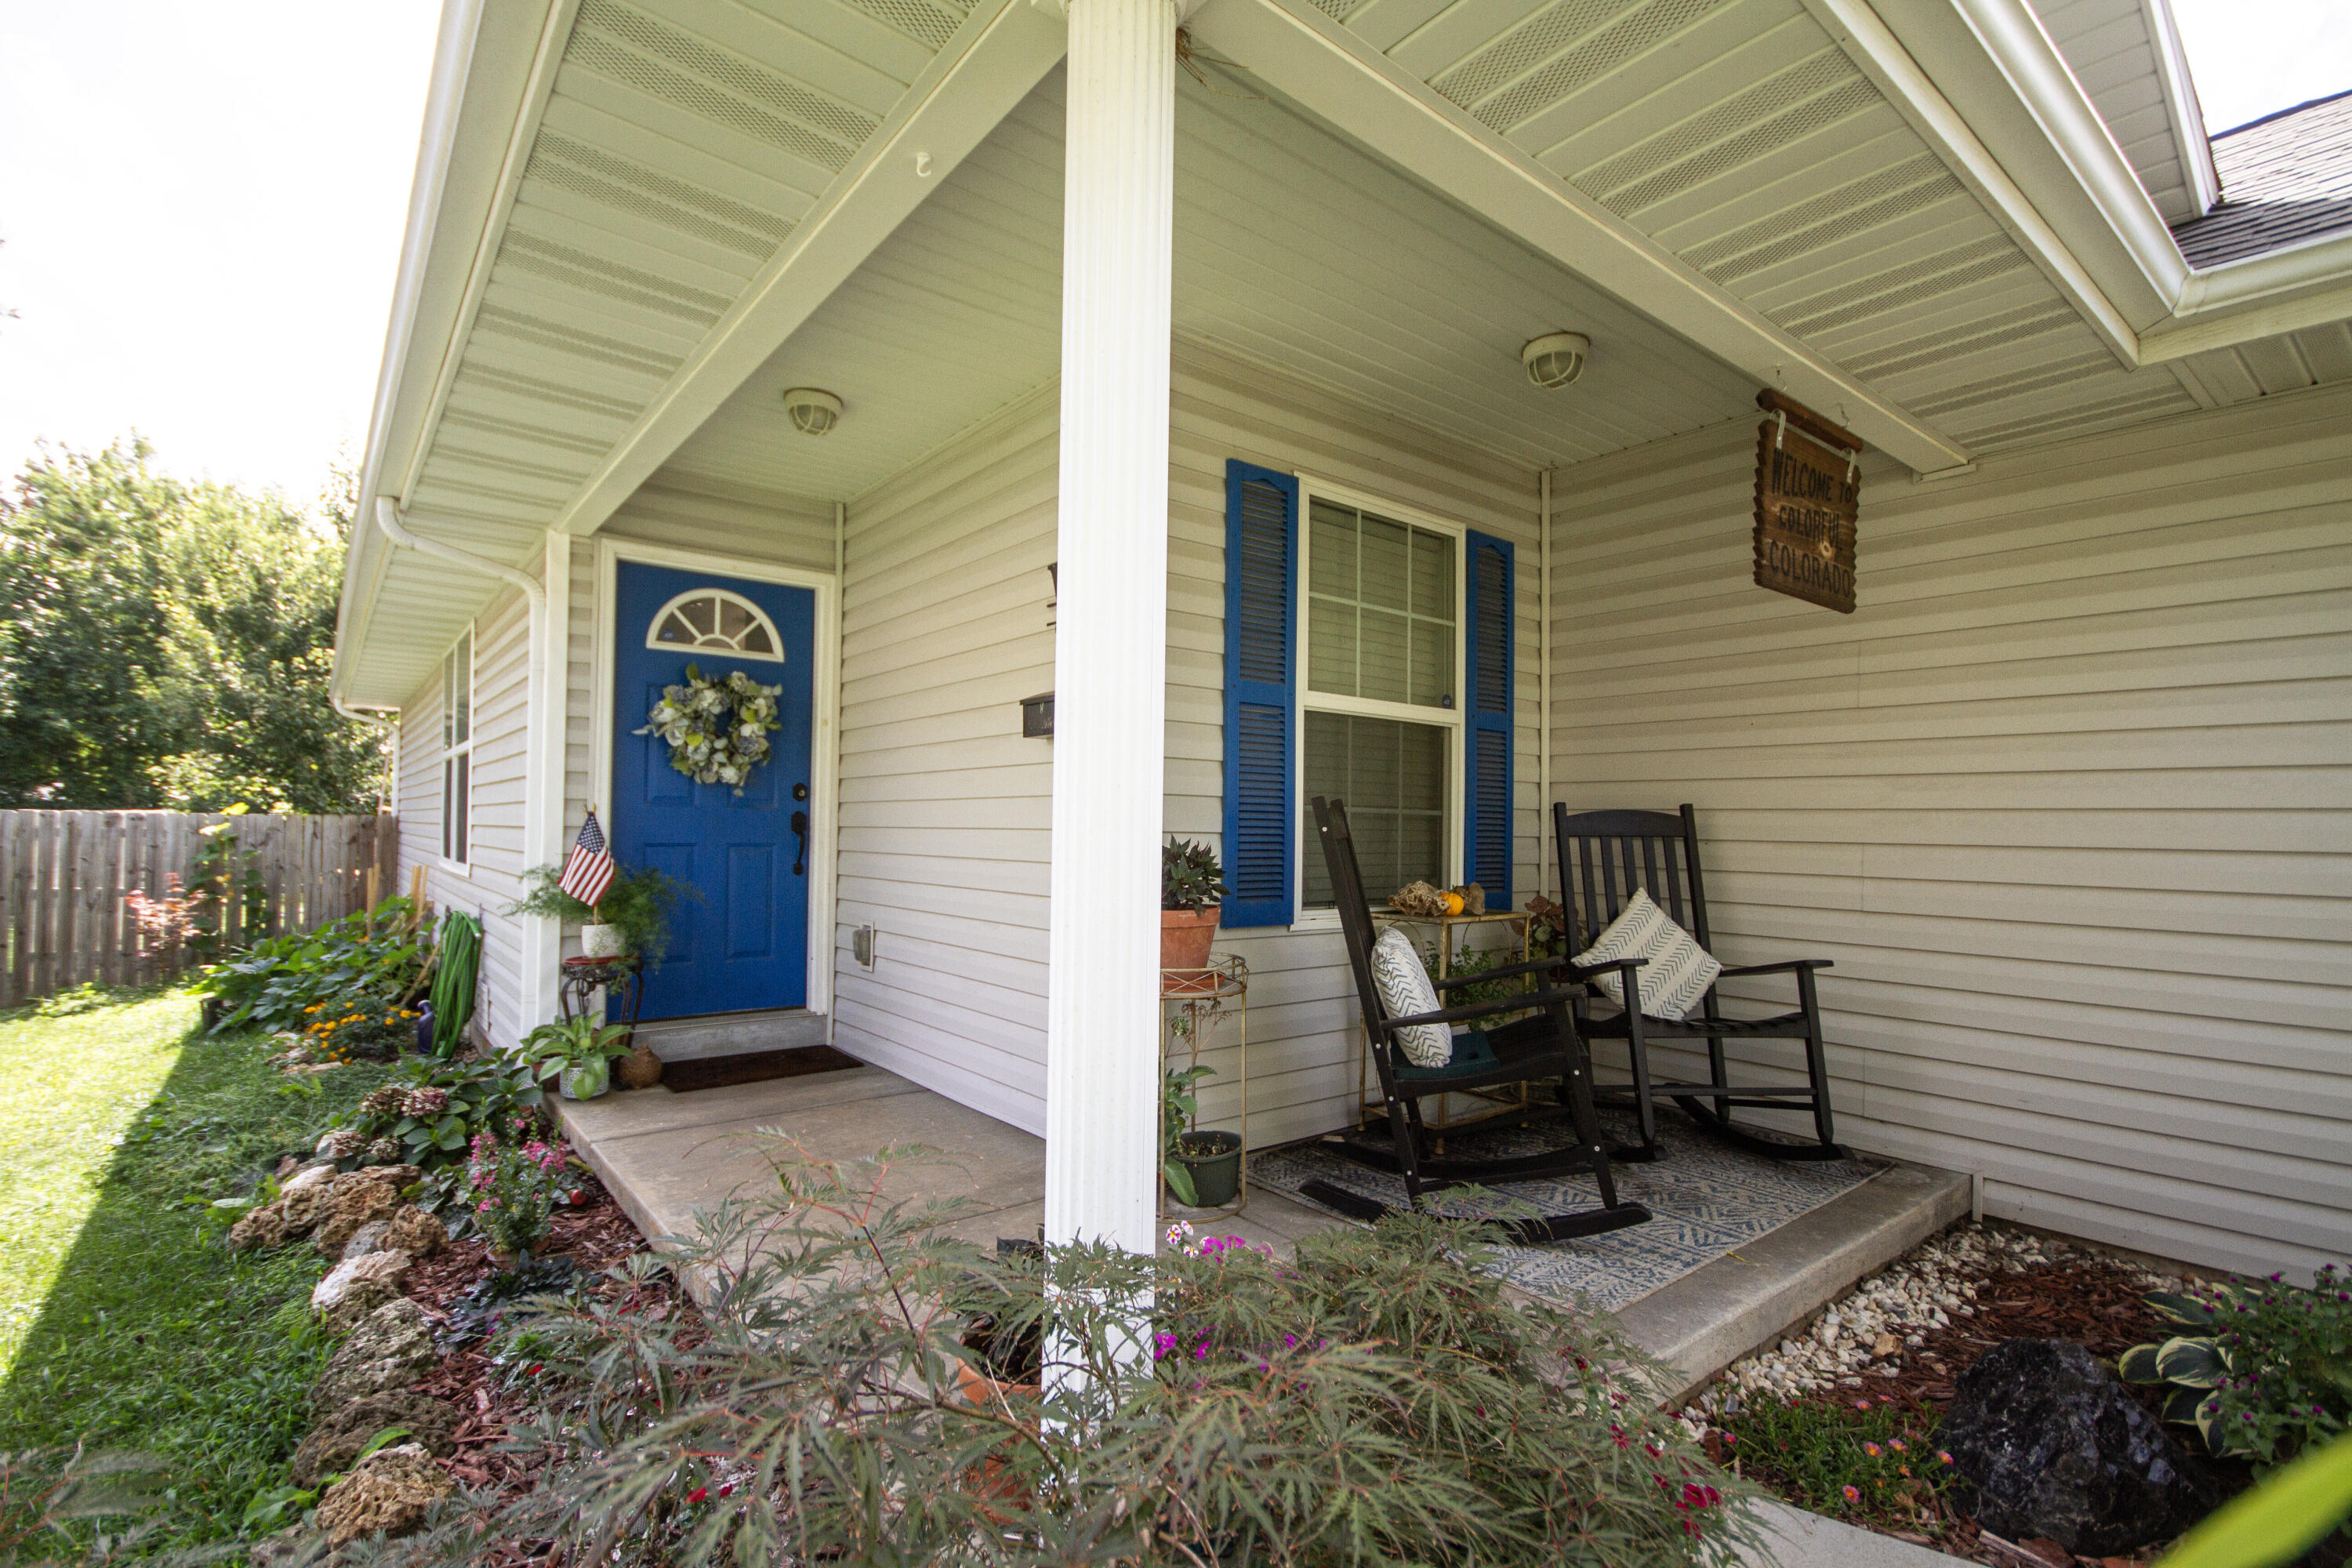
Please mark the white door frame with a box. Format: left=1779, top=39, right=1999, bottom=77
left=590, top=539, right=842, bottom=1019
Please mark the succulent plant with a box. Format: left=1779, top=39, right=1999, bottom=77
left=361, top=1084, right=407, bottom=1117
left=366, top=1136, right=401, bottom=1164
left=315, top=1127, right=367, bottom=1160
left=1162, top=839, right=1226, bottom=912
left=401, top=1086, right=450, bottom=1118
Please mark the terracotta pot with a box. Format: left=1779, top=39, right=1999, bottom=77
left=953, top=1361, right=1040, bottom=1521
left=1160, top=906, right=1221, bottom=989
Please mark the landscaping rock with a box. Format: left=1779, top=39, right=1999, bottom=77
left=279, top=1184, right=333, bottom=1236
left=312, top=1250, right=414, bottom=1331
left=311, top=1179, right=400, bottom=1255
left=289, top=1390, right=459, bottom=1487
left=311, top=1300, right=437, bottom=1411
left=1943, top=1338, right=2215, bottom=1555
left=283, top=1163, right=338, bottom=1193
left=353, top=1163, right=423, bottom=1193
left=313, top=1443, right=452, bottom=1548
left=227, top=1202, right=290, bottom=1252
left=338, top=1220, right=395, bottom=1261
left=382, top=1205, right=447, bottom=1258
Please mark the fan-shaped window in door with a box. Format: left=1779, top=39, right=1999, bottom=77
left=644, top=588, right=784, bottom=661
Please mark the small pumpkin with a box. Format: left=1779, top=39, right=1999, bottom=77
left=1441, top=891, right=1465, bottom=916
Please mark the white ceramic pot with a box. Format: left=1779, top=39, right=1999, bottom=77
left=580, top=922, right=627, bottom=959
left=559, top=1061, right=610, bottom=1100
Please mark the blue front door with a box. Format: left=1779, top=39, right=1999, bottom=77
left=612, top=562, right=815, bottom=1020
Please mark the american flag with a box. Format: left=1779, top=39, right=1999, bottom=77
left=558, top=810, right=616, bottom=909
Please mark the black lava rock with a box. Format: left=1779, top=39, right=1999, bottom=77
left=1944, top=1338, right=2216, bottom=1555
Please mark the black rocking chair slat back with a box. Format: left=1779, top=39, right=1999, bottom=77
left=1551, top=800, right=1839, bottom=1163
left=1559, top=805, right=1708, bottom=949
left=1301, top=797, right=1650, bottom=1243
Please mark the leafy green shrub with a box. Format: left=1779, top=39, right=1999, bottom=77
left=194, top=897, right=431, bottom=1036
left=319, top=1055, right=547, bottom=1187
left=2122, top=1266, right=2352, bottom=1466
left=1160, top=837, right=1225, bottom=910
left=378, top=1149, right=1754, bottom=1566
left=1718, top=1396, right=1955, bottom=1534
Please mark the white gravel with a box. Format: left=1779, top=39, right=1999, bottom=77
left=1675, top=1223, right=2185, bottom=1439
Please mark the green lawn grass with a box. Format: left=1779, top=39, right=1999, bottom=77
left=0, top=988, right=390, bottom=1555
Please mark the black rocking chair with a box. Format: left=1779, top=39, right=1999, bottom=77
left=1298, top=797, right=1650, bottom=1243
left=1553, top=802, right=1845, bottom=1163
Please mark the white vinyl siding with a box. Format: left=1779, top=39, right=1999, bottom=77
left=394, top=573, right=539, bottom=1050
left=1546, top=380, right=2352, bottom=1282
left=829, top=387, right=1058, bottom=1131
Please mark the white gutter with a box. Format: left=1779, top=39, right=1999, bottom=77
left=373, top=498, right=546, bottom=616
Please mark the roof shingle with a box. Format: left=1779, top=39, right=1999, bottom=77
left=2170, top=89, right=2352, bottom=268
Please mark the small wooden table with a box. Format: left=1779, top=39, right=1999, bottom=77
left=1359, top=908, right=1536, bottom=1140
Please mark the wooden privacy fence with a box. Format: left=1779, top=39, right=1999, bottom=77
left=0, top=811, right=397, bottom=1007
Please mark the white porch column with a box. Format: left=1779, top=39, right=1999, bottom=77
left=1044, top=0, right=1181, bottom=1254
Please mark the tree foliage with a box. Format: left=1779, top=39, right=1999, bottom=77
left=0, top=438, right=384, bottom=812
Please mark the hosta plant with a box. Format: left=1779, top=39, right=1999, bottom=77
left=367, top=1145, right=1756, bottom=1567
left=316, top=1054, right=547, bottom=1188
left=2122, top=1265, right=2352, bottom=1466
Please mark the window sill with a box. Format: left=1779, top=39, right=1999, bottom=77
left=437, top=859, right=472, bottom=880
left=1288, top=909, right=1341, bottom=935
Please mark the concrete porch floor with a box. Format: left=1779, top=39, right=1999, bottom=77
left=557, top=1064, right=1969, bottom=1401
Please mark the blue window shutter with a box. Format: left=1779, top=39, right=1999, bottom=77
left=1463, top=530, right=1514, bottom=909
left=1222, top=460, right=1299, bottom=927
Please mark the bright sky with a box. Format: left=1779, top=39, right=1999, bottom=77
left=0, top=2, right=440, bottom=505
left=0, top=2, right=2344, bottom=503
left=2170, top=0, right=2352, bottom=136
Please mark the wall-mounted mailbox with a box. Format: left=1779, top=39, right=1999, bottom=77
left=1021, top=691, right=1054, bottom=738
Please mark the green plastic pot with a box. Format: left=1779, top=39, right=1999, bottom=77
left=1172, top=1131, right=1243, bottom=1208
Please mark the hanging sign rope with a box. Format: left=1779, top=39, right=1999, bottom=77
left=1752, top=390, right=1862, bottom=614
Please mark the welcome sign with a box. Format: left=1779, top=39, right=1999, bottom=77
left=1752, top=390, right=1860, bottom=614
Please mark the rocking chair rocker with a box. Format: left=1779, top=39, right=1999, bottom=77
left=1296, top=797, right=1650, bottom=1244
left=1553, top=803, right=1846, bottom=1163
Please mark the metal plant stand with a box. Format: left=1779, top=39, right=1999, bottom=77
left=559, top=953, right=644, bottom=1034
left=1160, top=953, right=1249, bottom=1218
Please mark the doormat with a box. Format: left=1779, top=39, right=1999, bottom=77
left=659, top=1044, right=865, bottom=1094
left=1252, top=1108, right=1884, bottom=1314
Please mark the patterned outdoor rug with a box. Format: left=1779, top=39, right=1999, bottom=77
left=1253, top=1109, right=1885, bottom=1314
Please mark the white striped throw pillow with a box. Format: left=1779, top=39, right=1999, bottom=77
left=1573, top=888, right=1722, bottom=1022
left=1369, top=927, right=1452, bottom=1068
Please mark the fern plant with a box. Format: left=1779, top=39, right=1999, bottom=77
left=358, top=1145, right=1756, bottom=1567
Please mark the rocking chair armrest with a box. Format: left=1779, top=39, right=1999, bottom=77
left=1558, top=956, right=1649, bottom=985
left=1428, top=955, right=1573, bottom=989
left=1381, top=985, right=1585, bottom=1030
left=1715, top=959, right=1834, bottom=978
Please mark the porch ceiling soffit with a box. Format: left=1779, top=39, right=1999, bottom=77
left=1192, top=0, right=1977, bottom=474
left=339, top=0, right=1067, bottom=706
left=1867, top=0, right=2352, bottom=357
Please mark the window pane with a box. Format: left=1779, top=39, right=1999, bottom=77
left=1302, top=711, right=1447, bottom=908
left=1308, top=597, right=1356, bottom=697
left=1359, top=516, right=1409, bottom=609
left=441, top=654, right=454, bottom=750
left=1309, top=503, right=1356, bottom=599
left=1411, top=528, right=1452, bottom=619
left=452, top=632, right=472, bottom=747
left=441, top=760, right=455, bottom=860
left=1359, top=608, right=1409, bottom=702
left=454, top=753, right=470, bottom=863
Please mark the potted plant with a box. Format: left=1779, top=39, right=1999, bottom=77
left=1163, top=1063, right=1241, bottom=1208
left=508, top=863, right=694, bottom=965
left=1161, top=839, right=1225, bottom=984
left=520, top=1015, right=634, bottom=1100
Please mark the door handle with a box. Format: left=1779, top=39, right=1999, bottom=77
left=789, top=810, right=809, bottom=877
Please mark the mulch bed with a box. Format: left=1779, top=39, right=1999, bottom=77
left=1714, top=1240, right=2288, bottom=1568
left=396, top=1174, right=701, bottom=1522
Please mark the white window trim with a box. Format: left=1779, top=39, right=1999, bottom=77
left=440, top=622, right=476, bottom=876
left=1289, top=476, right=1468, bottom=934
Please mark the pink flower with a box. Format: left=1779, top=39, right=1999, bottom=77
left=685, top=1487, right=707, bottom=1504
left=1842, top=1485, right=1861, bottom=1504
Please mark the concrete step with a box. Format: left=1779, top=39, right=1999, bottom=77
left=632, top=1008, right=829, bottom=1062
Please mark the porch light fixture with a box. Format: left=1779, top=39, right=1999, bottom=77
left=782, top=387, right=843, bottom=435
left=1521, top=332, right=1591, bottom=389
